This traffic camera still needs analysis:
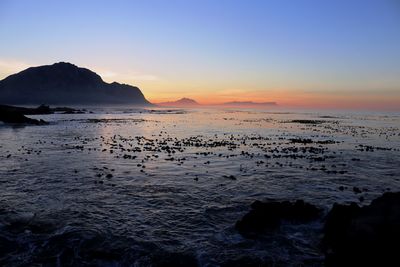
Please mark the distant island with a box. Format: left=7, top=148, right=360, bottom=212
left=0, top=62, right=152, bottom=105
left=156, top=98, right=277, bottom=108
left=157, top=98, right=200, bottom=107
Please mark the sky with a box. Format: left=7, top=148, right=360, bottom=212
left=0, top=0, right=399, bottom=110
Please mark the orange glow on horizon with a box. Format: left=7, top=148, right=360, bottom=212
left=146, top=89, right=400, bottom=111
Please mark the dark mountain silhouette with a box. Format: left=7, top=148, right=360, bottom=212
left=158, top=97, right=200, bottom=107
left=0, top=62, right=152, bottom=105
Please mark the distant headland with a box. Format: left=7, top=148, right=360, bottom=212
left=157, top=98, right=200, bottom=107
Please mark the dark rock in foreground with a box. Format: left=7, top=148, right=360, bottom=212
left=220, top=256, right=272, bottom=267
left=0, top=105, right=48, bottom=125
left=323, top=192, right=400, bottom=266
left=0, top=104, right=89, bottom=125
left=236, top=200, right=321, bottom=236
left=151, top=251, right=198, bottom=267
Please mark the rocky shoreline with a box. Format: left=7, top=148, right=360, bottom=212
left=0, top=104, right=86, bottom=125
left=235, top=191, right=400, bottom=266
left=1, top=192, right=399, bottom=266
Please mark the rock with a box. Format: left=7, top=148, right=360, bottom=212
left=323, top=203, right=360, bottom=252
left=0, top=236, right=18, bottom=255
left=0, top=106, right=48, bottom=125
left=353, top=186, right=362, bottom=194
left=151, top=251, right=198, bottom=267
left=221, top=256, right=272, bottom=267
left=236, top=200, right=321, bottom=236
left=3, top=213, right=57, bottom=234
left=289, top=120, right=326, bottom=124
left=289, top=138, right=313, bottom=144
left=223, top=175, right=237, bottom=180
left=323, top=192, right=400, bottom=266
left=0, top=104, right=84, bottom=122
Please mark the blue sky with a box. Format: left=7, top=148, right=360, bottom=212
left=0, top=0, right=399, bottom=109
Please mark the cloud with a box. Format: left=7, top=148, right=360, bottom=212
left=0, top=59, right=159, bottom=84
left=0, top=59, right=34, bottom=79
left=128, top=73, right=158, bottom=81
left=303, top=88, right=400, bottom=96
left=90, top=67, right=159, bottom=83
left=97, top=70, right=118, bottom=79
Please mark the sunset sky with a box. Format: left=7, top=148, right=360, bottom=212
left=0, top=0, right=399, bottom=110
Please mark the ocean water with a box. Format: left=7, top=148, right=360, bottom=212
left=0, top=107, right=399, bottom=266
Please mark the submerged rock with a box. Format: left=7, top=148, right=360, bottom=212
left=236, top=200, right=321, bottom=236
left=323, top=192, right=400, bottom=266
left=3, top=213, right=58, bottom=234
left=289, top=119, right=327, bottom=124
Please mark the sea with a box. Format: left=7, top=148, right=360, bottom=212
left=1, top=107, right=399, bottom=266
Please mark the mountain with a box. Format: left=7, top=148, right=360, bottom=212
left=158, top=97, right=200, bottom=107
left=221, top=101, right=277, bottom=107
left=0, top=62, right=152, bottom=105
